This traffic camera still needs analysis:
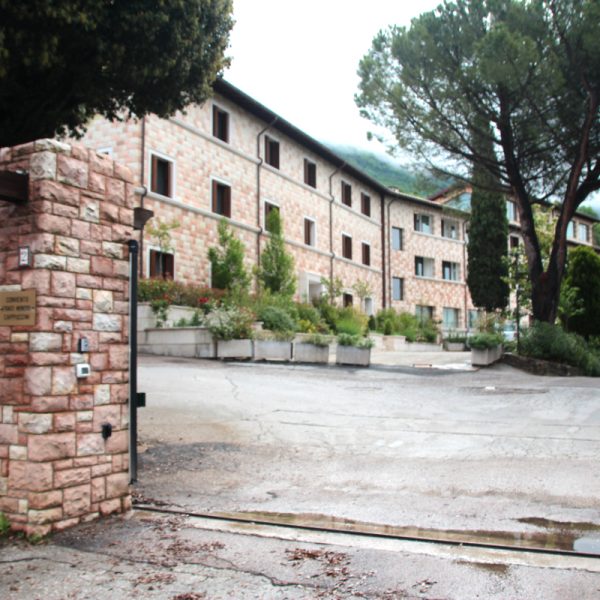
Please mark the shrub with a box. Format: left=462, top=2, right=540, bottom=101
left=468, top=332, right=503, bottom=349
left=204, top=307, right=255, bottom=341
left=444, top=331, right=467, bottom=343
left=337, top=333, right=375, bottom=349
left=0, top=512, right=9, bottom=536
left=208, top=219, right=250, bottom=293
left=304, top=333, right=331, bottom=347
left=336, top=307, right=368, bottom=336
left=258, top=305, right=297, bottom=333
left=138, top=278, right=224, bottom=310
left=150, top=299, right=169, bottom=328
left=519, top=322, right=600, bottom=376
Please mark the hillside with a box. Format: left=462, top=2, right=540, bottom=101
left=327, top=144, right=451, bottom=198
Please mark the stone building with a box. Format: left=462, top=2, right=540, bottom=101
left=80, top=79, right=478, bottom=330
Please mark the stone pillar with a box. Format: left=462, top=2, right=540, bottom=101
left=0, top=139, right=134, bottom=536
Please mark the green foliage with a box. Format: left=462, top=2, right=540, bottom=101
left=208, top=219, right=250, bottom=294
left=258, top=210, right=296, bottom=297
left=304, top=334, right=331, bottom=347
left=337, top=334, right=375, bottom=349
left=0, top=512, right=9, bottom=536
left=444, top=331, right=467, bottom=344
left=520, top=322, right=600, bottom=376
left=258, top=306, right=297, bottom=334
left=373, top=308, right=438, bottom=342
left=204, top=306, right=254, bottom=341
left=146, top=219, right=180, bottom=254
left=467, top=119, right=509, bottom=312
left=468, top=332, right=504, bottom=350
left=296, top=303, right=329, bottom=334
left=356, top=0, right=600, bottom=322
left=335, top=307, right=368, bottom=336
left=562, top=246, right=600, bottom=338
left=138, top=278, right=224, bottom=310
left=329, top=145, right=451, bottom=196
left=319, top=277, right=344, bottom=306
left=174, top=310, right=203, bottom=327
left=0, top=0, right=234, bottom=146
left=150, top=299, right=169, bottom=328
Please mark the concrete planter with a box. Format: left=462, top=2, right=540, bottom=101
left=216, top=339, right=254, bottom=359
left=138, top=302, right=196, bottom=329
left=471, top=345, right=503, bottom=366
left=293, top=342, right=330, bottom=364
left=370, top=333, right=407, bottom=351
left=139, top=326, right=214, bottom=358
left=336, top=345, right=371, bottom=367
left=406, top=342, right=443, bottom=352
left=253, top=340, right=293, bottom=362
left=444, top=341, right=466, bottom=352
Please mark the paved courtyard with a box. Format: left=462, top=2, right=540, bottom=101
left=137, top=355, right=600, bottom=539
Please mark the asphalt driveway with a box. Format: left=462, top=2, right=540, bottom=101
left=136, top=356, right=600, bottom=543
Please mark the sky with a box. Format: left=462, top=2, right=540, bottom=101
left=224, top=0, right=600, bottom=214
left=225, top=0, right=439, bottom=155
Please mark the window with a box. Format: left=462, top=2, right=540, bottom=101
left=361, top=193, right=371, bottom=217
left=510, top=235, right=520, bottom=249
left=468, top=309, right=482, bottom=330
left=391, top=227, right=403, bottom=251
left=361, top=242, right=371, bottom=266
left=343, top=293, right=353, bottom=307
left=212, top=105, right=229, bottom=142
left=415, top=256, right=434, bottom=278
left=265, top=136, right=279, bottom=168
left=415, top=305, right=434, bottom=324
left=578, top=223, right=590, bottom=242
left=150, top=154, right=173, bottom=197
left=342, top=234, right=352, bottom=260
left=264, top=202, right=279, bottom=232
left=341, top=181, right=352, bottom=207
left=441, top=219, right=459, bottom=240
left=304, top=218, right=316, bottom=246
left=364, top=297, right=374, bottom=316
left=392, top=277, right=403, bottom=301
left=304, top=159, right=317, bottom=188
left=212, top=180, right=231, bottom=217
left=567, top=221, right=574, bottom=238
left=506, top=200, right=518, bottom=222
left=442, top=261, right=460, bottom=281
left=149, top=250, right=174, bottom=280
left=442, top=307, right=460, bottom=330
left=414, top=213, right=432, bottom=234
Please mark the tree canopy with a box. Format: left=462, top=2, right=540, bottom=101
left=208, top=219, right=250, bottom=293
left=356, top=0, right=600, bottom=323
left=0, top=0, right=233, bottom=147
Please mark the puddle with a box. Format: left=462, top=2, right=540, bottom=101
left=209, top=510, right=600, bottom=555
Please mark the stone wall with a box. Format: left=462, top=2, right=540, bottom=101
left=0, top=139, right=134, bottom=536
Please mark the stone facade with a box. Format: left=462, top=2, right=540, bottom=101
left=79, top=79, right=476, bottom=322
left=0, top=140, right=133, bottom=536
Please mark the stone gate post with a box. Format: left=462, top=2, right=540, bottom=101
left=0, top=139, right=134, bottom=536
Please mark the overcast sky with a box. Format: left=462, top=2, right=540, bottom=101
left=224, top=0, right=599, bottom=213
left=225, top=0, right=439, bottom=156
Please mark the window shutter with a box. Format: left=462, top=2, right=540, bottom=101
left=151, top=156, right=158, bottom=193
left=149, top=250, right=159, bottom=277
left=164, top=253, right=174, bottom=280
left=224, top=185, right=231, bottom=217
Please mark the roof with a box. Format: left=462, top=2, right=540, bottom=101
left=213, top=78, right=458, bottom=213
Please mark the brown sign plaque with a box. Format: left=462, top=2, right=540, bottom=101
left=0, top=289, right=36, bottom=326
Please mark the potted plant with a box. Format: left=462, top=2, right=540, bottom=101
left=254, top=329, right=294, bottom=361
left=335, top=334, right=374, bottom=367
left=443, top=331, right=467, bottom=351
left=294, top=333, right=331, bottom=364
left=469, top=332, right=504, bottom=366
left=205, top=307, right=255, bottom=359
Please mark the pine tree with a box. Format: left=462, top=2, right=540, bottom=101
left=467, top=123, right=509, bottom=312
left=259, top=210, right=296, bottom=297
